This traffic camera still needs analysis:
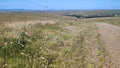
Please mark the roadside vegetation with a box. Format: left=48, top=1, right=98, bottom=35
left=0, top=10, right=119, bottom=68
left=0, top=20, right=114, bottom=68
left=97, top=17, right=120, bottom=26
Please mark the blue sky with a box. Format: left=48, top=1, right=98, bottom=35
left=0, top=0, right=120, bottom=10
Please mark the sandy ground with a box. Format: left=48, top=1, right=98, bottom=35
left=96, top=23, right=120, bottom=64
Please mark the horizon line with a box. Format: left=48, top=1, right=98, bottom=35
left=0, top=8, right=120, bottom=11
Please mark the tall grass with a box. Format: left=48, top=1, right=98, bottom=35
left=0, top=20, right=115, bottom=68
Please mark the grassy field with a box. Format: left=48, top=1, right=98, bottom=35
left=0, top=11, right=120, bottom=68
left=95, top=17, right=120, bottom=26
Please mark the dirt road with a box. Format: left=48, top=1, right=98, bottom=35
left=96, top=23, right=120, bottom=63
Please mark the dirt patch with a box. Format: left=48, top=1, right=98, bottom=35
left=96, top=23, right=120, bottom=65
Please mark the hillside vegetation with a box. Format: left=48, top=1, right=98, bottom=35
left=0, top=10, right=120, bottom=68
left=64, top=10, right=120, bottom=19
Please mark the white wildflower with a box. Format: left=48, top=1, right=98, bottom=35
left=25, top=32, right=28, bottom=35
left=4, top=63, right=8, bottom=66
left=21, top=52, right=24, bottom=55
left=40, top=47, right=42, bottom=49
left=10, top=42, right=13, bottom=44
left=20, top=44, right=24, bottom=47
left=41, top=57, right=45, bottom=60
left=4, top=42, right=7, bottom=45
left=27, top=39, right=31, bottom=42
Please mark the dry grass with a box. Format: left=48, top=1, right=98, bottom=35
left=0, top=12, right=119, bottom=68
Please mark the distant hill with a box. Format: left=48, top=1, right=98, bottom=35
left=0, top=9, right=31, bottom=12
left=0, top=9, right=54, bottom=12
left=62, top=10, right=120, bottom=18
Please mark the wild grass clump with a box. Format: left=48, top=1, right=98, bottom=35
left=0, top=25, right=59, bottom=68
